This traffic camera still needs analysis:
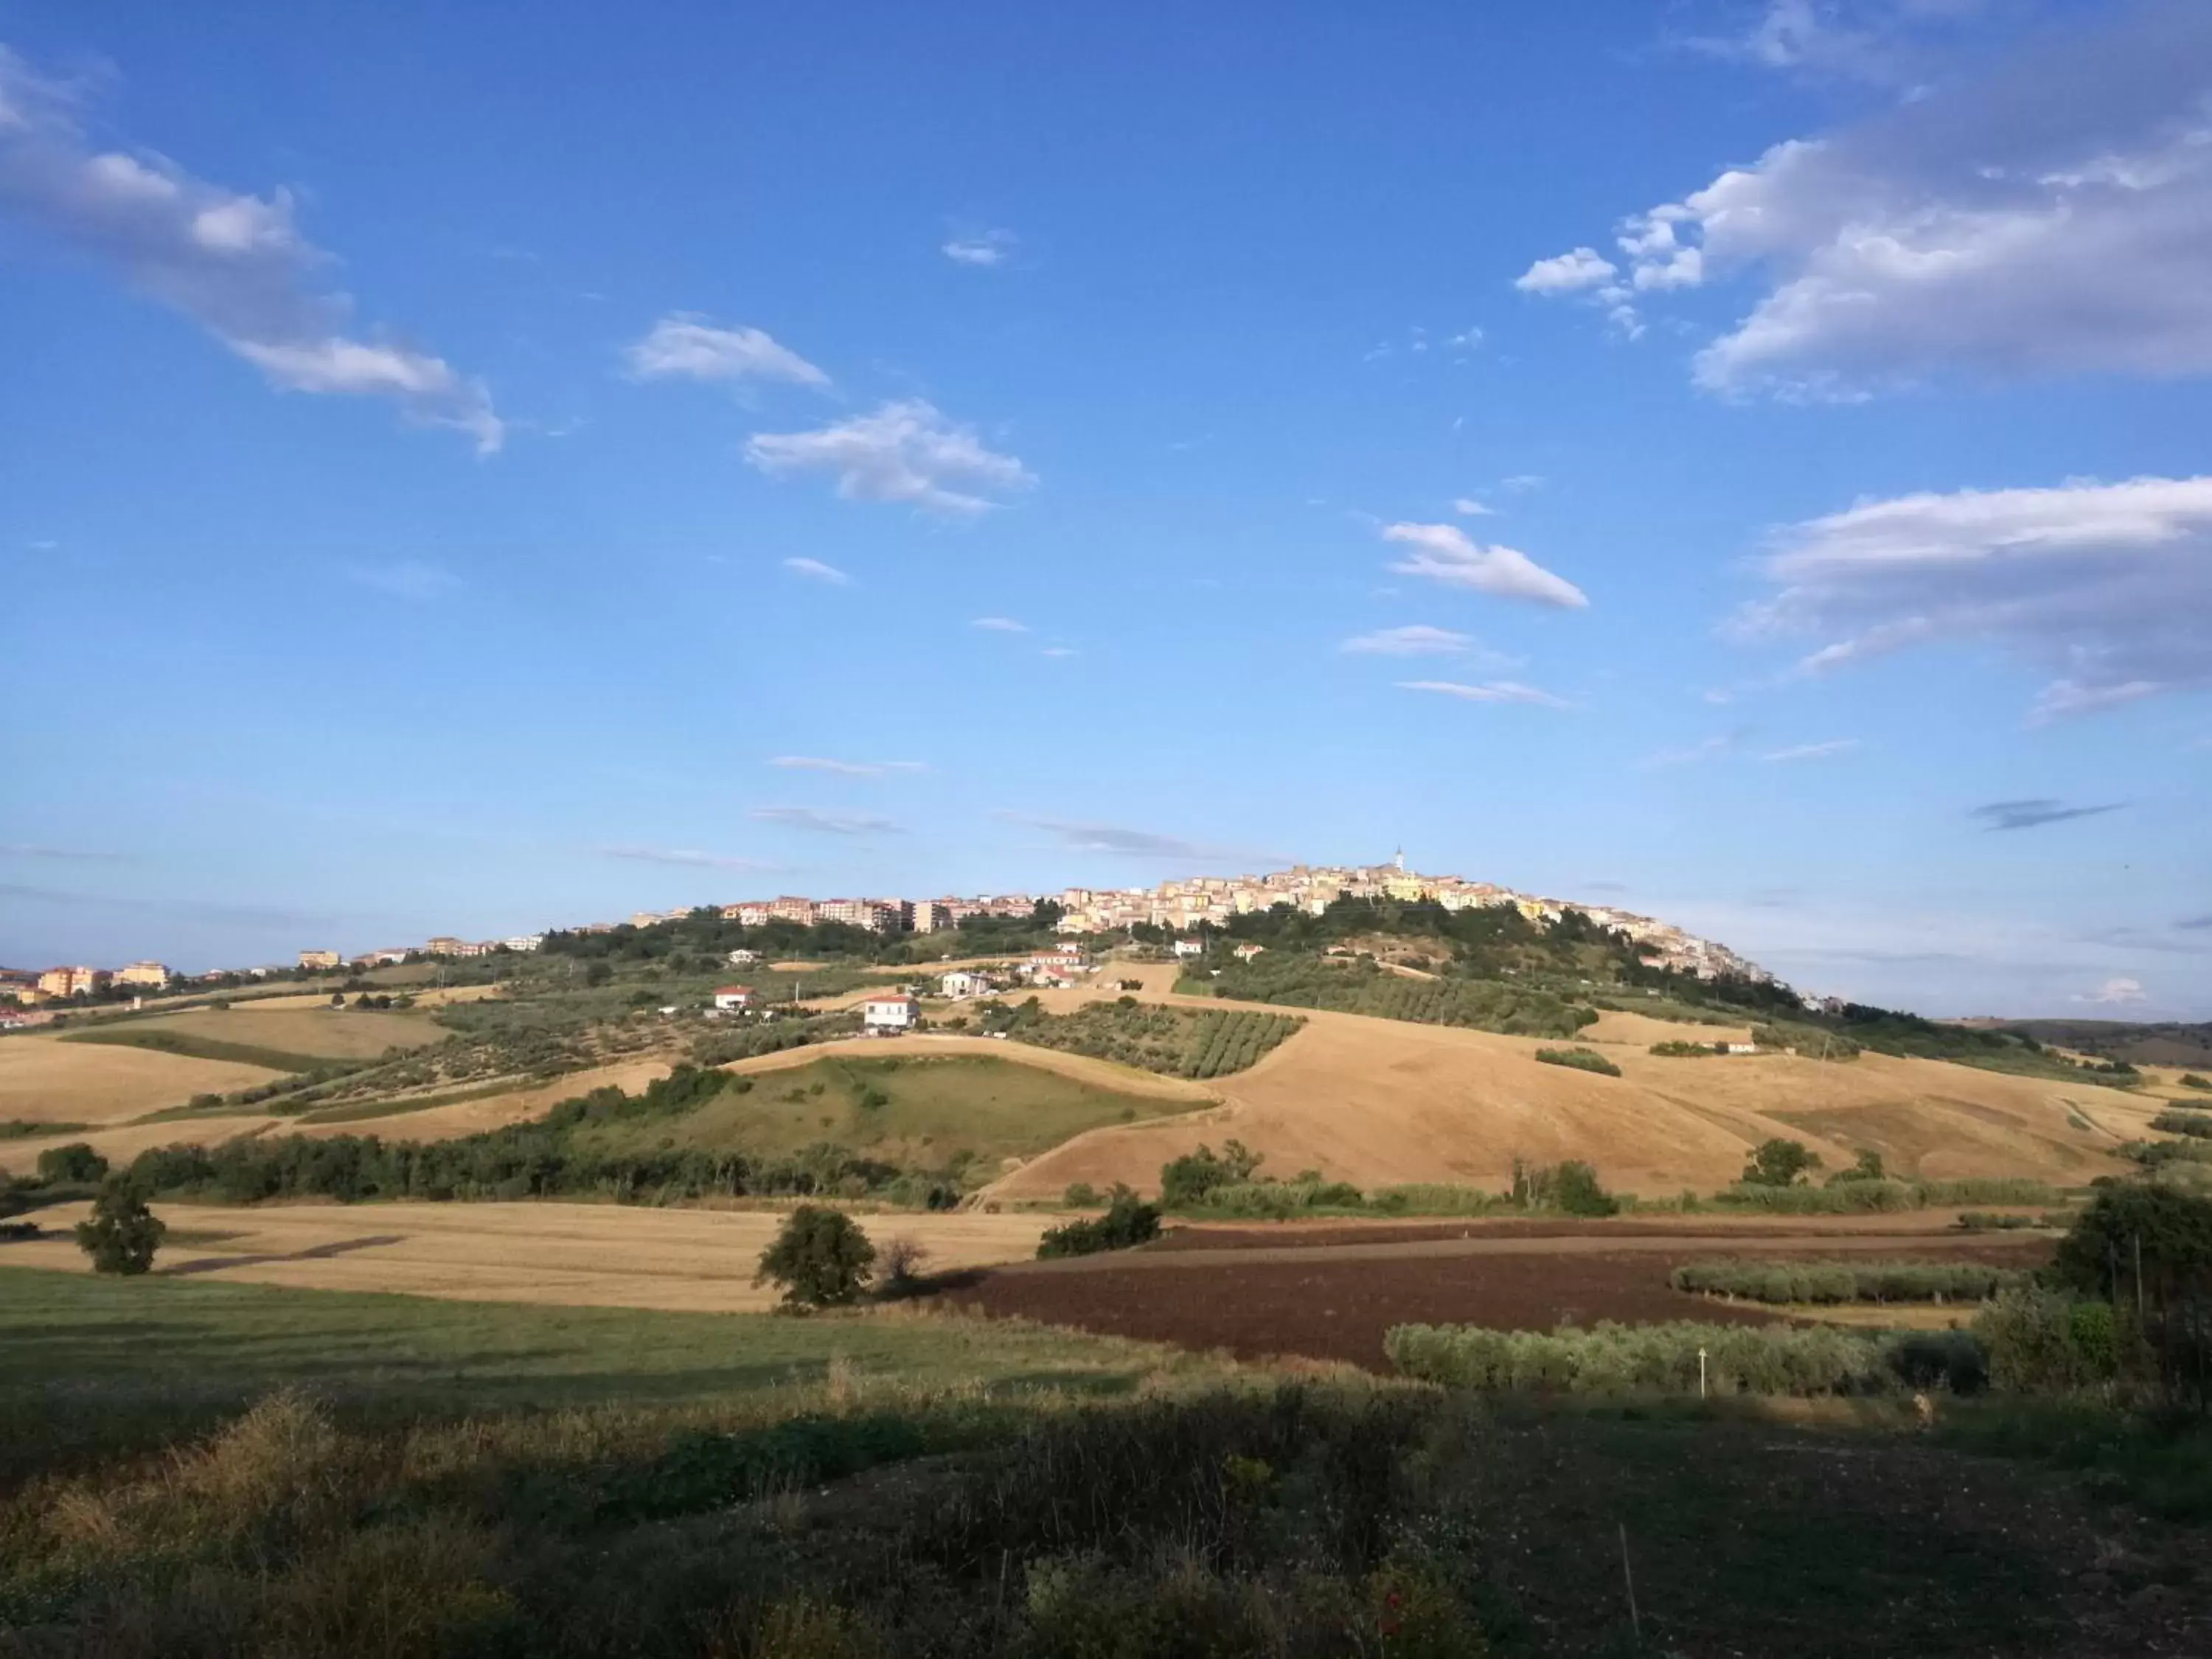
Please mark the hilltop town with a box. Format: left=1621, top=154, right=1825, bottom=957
left=0, top=855, right=1767, bottom=1013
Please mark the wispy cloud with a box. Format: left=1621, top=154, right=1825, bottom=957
left=1340, top=625, right=1475, bottom=658
left=0, top=46, right=501, bottom=451
left=745, top=399, right=1033, bottom=515
left=1039, top=646, right=1078, bottom=658
left=0, top=843, right=121, bottom=860
left=995, top=812, right=1284, bottom=865
left=2178, top=915, right=2212, bottom=931
left=1381, top=523, right=1587, bottom=608
left=599, top=845, right=773, bottom=870
left=1761, top=738, right=1861, bottom=762
left=625, top=313, right=829, bottom=387
left=344, top=560, right=460, bottom=602
left=2073, top=975, right=2149, bottom=1006
left=971, top=616, right=1028, bottom=633
left=768, top=757, right=925, bottom=776
left=782, top=557, right=850, bottom=585
left=1970, top=799, right=2126, bottom=832
left=1397, top=679, right=1569, bottom=709
left=1451, top=498, right=1495, bottom=518
left=1638, top=734, right=1739, bottom=770
left=1513, top=248, right=1618, bottom=294
left=942, top=228, right=1017, bottom=267
left=748, top=807, right=901, bottom=836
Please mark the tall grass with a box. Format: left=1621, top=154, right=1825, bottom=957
left=1713, top=1177, right=2065, bottom=1214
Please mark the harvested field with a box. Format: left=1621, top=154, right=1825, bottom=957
left=1, top=1200, right=1057, bottom=1313
left=1148, top=1212, right=2062, bottom=1251
left=71, top=1004, right=443, bottom=1062
left=723, top=1032, right=1217, bottom=1102
left=0, top=1113, right=276, bottom=1176
left=939, top=1222, right=2053, bottom=1367
left=0, top=1034, right=282, bottom=1127
left=292, top=1056, right=676, bottom=1138
left=985, top=996, right=2159, bottom=1201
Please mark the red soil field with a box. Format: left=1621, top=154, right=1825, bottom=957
left=939, top=1223, right=2053, bottom=1369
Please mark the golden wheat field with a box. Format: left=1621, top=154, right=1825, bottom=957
left=0, top=1035, right=283, bottom=1127
left=4, top=1199, right=1056, bottom=1312
left=984, top=999, right=2163, bottom=1200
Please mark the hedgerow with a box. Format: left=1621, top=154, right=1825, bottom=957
left=1713, top=1176, right=2063, bottom=1214
left=1384, top=1319, right=1977, bottom=1396
left=1200, top=953, right=1596, bottom=1038
left=1669, top=1258, right=2025, bottom=1304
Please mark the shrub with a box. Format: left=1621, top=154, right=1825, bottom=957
left=1669, top=1258, right=2024, bottom=1304
left=1062, top=1181, right=1099, bottom=1208
left=73, top=1178, right=165, bottom=1275
left=1532, top=1046, right=1620, bottom=1077
left=872, top=1235, right=930, bottom=1298
left=2181, top=1074, right=2211, bottom=1092
left=1158, top=1141, right=1264, bottom=1208
left=1975, top=1287, right=2121, bottom=1393
left=1955, top=1211, right=2045, bottom=1231
left=2048, top=1183, right=2212, bottom=1301
left=1511, top=1158, right=1618, bottom=1217
left=1826, top=1148, right=1886, bottom=1185
left=2152, top=1108, right=2212, bottom=1138
left=36, top=1141, right=108, bottom=1183
left=1037, top=1189, right=1161, bottom=1258
left=1649, top=1039, right=1721, bottom=1057
left=1739, top=1138, right=1821, bottom=1188
left=755, top=1206, right=874, bottom=1308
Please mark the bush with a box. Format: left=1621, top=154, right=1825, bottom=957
left=1669, top=1258, right=2024, bottom=1304
left=1717, top=1177, right=2063, bottom=1214
left=1532, top=1046, right=1620, bottom=1077
left=36, top=1141, right=108, bottom=1183
left=1062, top=1181, right=1099, bottom=1208
left=755, top=1206, right=874, bottom=1308
left=73, top=1178, right=165, bottom=1275
left=1385, top=1319, right=1912, bottom=1396
left=1510, top=1158, right=1618, bottom=1217
left=1739, top=1138, right=1821, bottom=1187
left=1037, top=1189, right=1161, bottom=1258
left=1975, top=1287, right=2122, bottom=1393
left=1649, top=1039, right=1722, bottom=1057
left=2181, top=1074, right=2211, bottom=1092
left=2152, top=1108, right=2212, bottom=1138
left=1158, top=1141, right=1264, bottom=1208
left=1826, top=1149, right=1886, bottom=1185
left=2048, top=1183, right=2212, bottom=1301
left=872, top=1235, right=930, bottom=1297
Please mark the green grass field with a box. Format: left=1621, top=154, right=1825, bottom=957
left=0, top=1264, right=1171, bottom=1474
left=574, top=1053, right=1191, bottom=1166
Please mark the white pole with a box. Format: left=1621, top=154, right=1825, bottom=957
left=1698, top=1346, right=1708, bottom=1399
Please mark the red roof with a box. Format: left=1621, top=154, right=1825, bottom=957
left=714, top=985, right=754, bottom=995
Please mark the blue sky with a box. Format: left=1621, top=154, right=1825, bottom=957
left=2, top=0, right=2208, bottom=1018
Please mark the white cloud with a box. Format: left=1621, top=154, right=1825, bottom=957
left=1761, top=738, right=1863, bottom=762
left=1340, top=625, right=1475, bottom=657
left=1528, top=6, right=2212, bottom=397
left=625, top=314, right=828, bottom=386
left=1039, top=646, right=1078, bottom=658
left=1397, top=679, right=1569, bottom=709
left=0, top=46, right=501, bottom=451
left=2075, top=975, right=2149, bottom=1005
left=781, top=557, right=851, bottom=585
left=1501, top=475, right=1545, bottom=493
left=748, top=807, right=901, bottom=836
left=768, top=757, right=925, bottom=776
left=599, top=846, right=773, bottom=870
left=1734, top=473, right=2212, bottom=717
left=1637, top=734, right=1739, bottom=769
left=942, top=228, right=1017, bottom=266
left=1514, top=246, right=1618, bottom=293
left=1380, top=522, right=1588, bottom=608
left=745, top=399, right=1033, bottom=515
left=1451, top=497, right=1495, bottom=517
left=971, top=616, right=1027, bottom=633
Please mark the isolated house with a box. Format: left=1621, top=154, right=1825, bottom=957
left=712, top=986, right=756, bottom=1012
left=939, top=970, right=992, bottom=999
left=1172, top=939, right=1205, bottom=958
left=863, top=993, right=919, bottom=1033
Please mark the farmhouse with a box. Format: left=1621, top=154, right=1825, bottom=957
left=939, top=970, right=992, bottom=999
left=1172, top=938, right=1205, bottom=958
left=863, top=993, right=919, bottom=1034
left=712, top=986, right=756, bottom=1012
left=727, top=948, right=760, bottom=965
left=296, top=950, right=341, bottom=972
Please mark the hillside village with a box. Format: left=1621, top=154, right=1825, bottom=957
left=1, top=855, right=1767, bottom=1019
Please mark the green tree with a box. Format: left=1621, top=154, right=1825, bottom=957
left=1826, top=1148, right=1885, bottom=1185
left=1741, top=1138, right=1822, bottom=1187
left=1158, top=1140, right=1264, bottom=1208
left=2048, top=1183, right=2212, bottom=1303
left=74, top=1178, right=166, bottom=1275
left=754, top=1206, right=874, bottom=1309
left=36, top=1142, right=108, bottom=1183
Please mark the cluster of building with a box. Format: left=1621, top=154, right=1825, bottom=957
left=2, top=854, right=1769, bottom=1019
left=1047, top=855, right=1769, bottom=982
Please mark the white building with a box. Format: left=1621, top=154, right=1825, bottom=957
left=504, top=934, right=545, bottom=953
left=727, top=948, right=760, bottom=966
left=1172, top=938, right=1205, bottom=958
left=939, top=971, right=992, bottom=999
left=713, top=986, right=756, bottom=1012
left=863, top=994, right=919, bottom=1033
left=911, top=900, right=955, bottom=933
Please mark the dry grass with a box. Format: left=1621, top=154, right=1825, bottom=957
left=985, top=997, right=2157, bottom=1201
left=0, top=1034, right=282, bottom=1128
left=721, top=1033, right=1218, bottom=1102
left=293, top=1057, right=678, bottom=1139
left=107, top=1005, right=444, bottom=1060
left=3, top=1200, right=1059, bottom=1312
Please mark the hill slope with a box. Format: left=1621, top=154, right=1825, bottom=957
left=986, top=998, right=2161, bottom=1201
